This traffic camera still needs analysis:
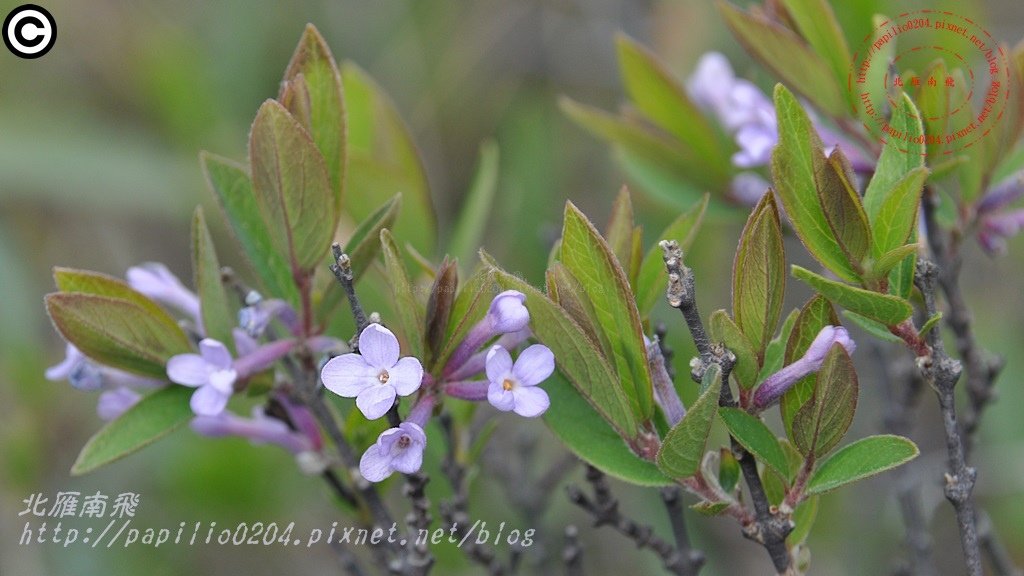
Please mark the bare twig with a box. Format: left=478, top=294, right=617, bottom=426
left=567, top=466, right=695, bottom=576
left=330, top=243, right=369, bottom=335
left=660, top=487, right=706, bottom=575
left=661, top=240, right=792, bottom=574
left=977, top=511, right=1024, bottom=576
left=400, top=473, right=434, bottom=576
left=914, top=259, right=980, bottom=576
left=331, top=539, right=368, bottom=576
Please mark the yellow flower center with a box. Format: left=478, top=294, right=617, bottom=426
left=502, top=378, right=514, bottom=391
left=378, top=370, right=390, bottom=384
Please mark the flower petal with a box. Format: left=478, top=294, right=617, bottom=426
left=484, top=345, right=513, bottom=384
left=46, top=343, right=82, bottom=381
left=388, top=357, right=424, bottom=396
left=167, top=354, right=210, bottom=387
left=190, top=385, right=230, bottom=416
left=320, top=354, right=376, bottom=397
left=356, top=385, right=397, bottom=420
left=208, top=368, right=237, bottom=394
left=390, top=440, right=424, bottom=474
left=199, top=339, right=233, bottom=369
left=97, top=387, right=142, bottom=421
left=512, top=344, right=555, bottom=387
left=487, top=381, right=515, bottom=412
left=359, top=445, right=395, bottom=483
left=512, top=386, right=550, bottom=418
left=358, top=323, right=401, bottom=369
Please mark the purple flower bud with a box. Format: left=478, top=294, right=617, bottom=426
left=977, top=209, right=1024, bottom=255
left=191, top=405, right=325, bottom=473
left=126, top=263, right=201, bottom=326
left=752, top=326, right=855, bottom=410
left=977, top=171, right=1024, bottom=215
left=488, top=290, right=530, bottom=333
left=238, top=299, right=300, bottom=337
left=96, top=387, right=142, bottom=421
left=484, top=344, right=553, bottom=417
left=320, top=323, right=424, bottom=420
left=359, top=422, right=427, bottom=482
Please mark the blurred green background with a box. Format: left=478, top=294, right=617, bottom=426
left=1, top=0, right=1022, bottom=574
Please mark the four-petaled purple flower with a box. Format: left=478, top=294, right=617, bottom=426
left=485, top=344, right=554, bottom=417
left=320, top=323, right=424, bottom=420
left=167, top=339, right=237, bottom=416
left=752, top=326, right=856, bottom=410
left=359, top=422, right=427, bottom=482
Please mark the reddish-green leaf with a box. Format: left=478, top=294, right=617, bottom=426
left=657, top=364, right=722, bottom=479
left=709, top=310, right=758, bottom=390
left=46, top=293, right=191, bottom=379
left=792, top=345, right=858, bottom=458
left=605, top=186, right=636, bottom=273
left=780, top=296, right=837, bottom=440
left=816, top=148, right=871, bottom=270
left=733, top=192, right=786, bottom=356
left=249, top=100, right=336, bottom=272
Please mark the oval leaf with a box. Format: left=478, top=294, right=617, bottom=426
left=657, top=364, right=722, bottom=479
left=733, top=192, right=785, bottom=355
left=792, top=265, right=912, bottom=326
left=806, top=435, right=919, bottom=495
left=779, top=296, right=838, bottom=440
left=71, top=386, right=194, bottom=475
left=720, top=407, right=789, bottom=479
left=792, top=344, right=858, bottom=458
left=192, top=207, right=234, bottom=346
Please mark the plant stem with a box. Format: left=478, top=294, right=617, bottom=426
left=661, top=486, right=706, bottom=575
left=330, top=243, right=369, bottom=335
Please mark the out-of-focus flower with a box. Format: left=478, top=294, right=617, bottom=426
left=358, top=422, right=426, bottom=482
left=752, top=326, right=856, bottom=410
left=96, top=387, right=142, bottom=421
left=126, top=263, right=201, bottom=326
left=484, top=344, right=554, bottom=417
left=976, top=171, right=1024, bottom=255
left=320, top=323, right=423, bottom=420
left=238, top=298, right=300, bottom=338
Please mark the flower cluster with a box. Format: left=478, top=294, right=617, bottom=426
left=319, top=290, right=555, bottom=482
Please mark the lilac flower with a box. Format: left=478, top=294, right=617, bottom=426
left=444, top=291, right=531, bottom=377
left=126, top=263, right=201, bottom=325
left=358, top=422, right=427, bottom=482
left=976, top=172, right=1024, bottom=255
left=320, top=323, right=424, bottom=420
left=238, top=298, right=300, bottom=337
left=485, top=344, right=554, bottom=417
left=752, top=326, right=856, bottom=410
left=167, top=339, right=238, bottom=416
left=192, top=401, right=326, bottom=474
left=687, top=52, right=873, bottom=177
left=96, top=387, right=142, bottom=421
left=46, top=343, right=162, bottom=392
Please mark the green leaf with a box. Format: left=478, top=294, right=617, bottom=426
left=771, top=85, right=859, bottom=282
left=544, top=373, right=670, bottom=486
left=54, top=268, right=175, bottom=323
left=635, top=194, right=708, bottom=315
left=604, top=186, right=637, bottom=273
left=920, top=312, right=943, bottom=337
left=560, top=202, right=653, bottom=421
left=615, top=35, right=729, bottom=173
left=490, top=264, right=638, bottom=439
left=842, top=311, right=902, bottom=343
left=792, top=345, right=858, bottom=458
left=343, top=62, right=435, bottom=256
left=918, top=59, right=949, bottom=163
left=718, top=2, right=846, bottom=116
left=719, top=447, right=740, bottom=493
left=863, top=93, right=925, bottom=222
left=792, top=265, right=912, bottom=326
left=788, top=495, right=819, bottom=545
left=547, top=263, right=612, bottom=358
left=278, top=24, right=346, bottom=212
left=871, top=167, right=929, bottom=257
left=779, top=0, right=851, bottom=104
left=560, top=98, right=726, bottom=193
left=71, top=386, right=194, bottom=475
left=869, top=243, right=919, bottom=280
left=816, top=148, right=871, bottom=269
left=733, top=192, right=785, bottom=355
left=758, top=309, right=798, bottom=382
left=380, top=229, right=425, bottom=359
left=709, top=310, right=758, bottom=390
left=449, top=141, right=499, bottom=268
left=806, top=435, right=919, bottom=495
left=720, top=407, right=789, bottom=479
left=199, top=152, right=299, bottom=306
left=316, top=195, right=401, bottom=324
left=45, top=293, right=191, bottom=379
left=657, top=364, right=722, bottom=479
left=780, top=296, right=837, bottom=440
left=438, top=264, right=496, bottom=370
left=191, top=207, right=234, bottom=347
left=249, top=100, right=335, bottom=272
